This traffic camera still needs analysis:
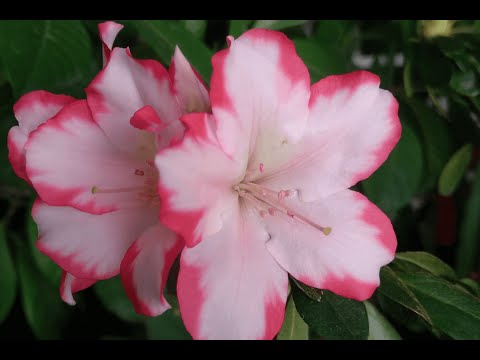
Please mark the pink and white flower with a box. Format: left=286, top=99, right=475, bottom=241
left=155, top=29, right=401, bottom=339
left=8, top=21, right=210, bottom=312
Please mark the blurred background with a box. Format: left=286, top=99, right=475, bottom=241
left=0, top=20, right=479, bottom=340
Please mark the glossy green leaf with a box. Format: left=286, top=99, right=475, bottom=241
left=438, top=144, right=472, bottom=196
left=0, top=223, right=16, bottom=325
left=229, top=20, right=253, bottom=38
left=145, top=295, right=191, bottom=340
left=253, top=20, right=306, bottom=30
left=456, top=162, right=480, bottom=276
left=133, top=20, right=213, bottom=81
left=377, top=266, right=432, bottom=325
left=94, top=276, right=145, bottom=323
left=460, top=278, right=480, bottom=297
left=16, top=241, right=70, bottom=339
left=0, top=20, right=95, bottom=98
left=365, top=301, right=401, bottom=340
left=400, top=273, right=480, bottom=339
left=277, top=296, right=309, bottom=340
left=395, top=252, right=456, bottom=280
left=292, top=283, right=368, bottom=340
left=362, top=123, right=424, bottom=215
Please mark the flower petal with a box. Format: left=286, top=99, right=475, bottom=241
left=178, top=203, right=288, bottom=339
left=210, top=29, right=310, bottom=170
left=33, top=199, right=157, bottom=280
left=265, top=189, right=396, bottom=301
left=120, top=223, right=183, bottom=316
left=8, top=91, right=75, bottom=181
left=86, top=48, right=182, bottom=157
left=25, top=100, right=149, bottom=214
left=98, top=21, right=124, bottom=66
left=169, top=46, right=210, bottom=113
left=259, top=70, right=401, bottom=201
left=60, top=271, right=96, bottom=306
left=155, top=113, right=243, bottom=247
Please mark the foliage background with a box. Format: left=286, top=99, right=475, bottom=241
left=0, top=20, right=479, bottom=340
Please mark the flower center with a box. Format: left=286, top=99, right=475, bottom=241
left=233, top=180, right=331, bottom=236
left=90, top=160, right=159, bottom=207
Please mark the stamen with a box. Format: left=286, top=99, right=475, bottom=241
left=91, top=186, right=144, bottom=194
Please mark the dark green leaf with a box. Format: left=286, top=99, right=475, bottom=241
left=292, top=283, right=368, bottom=340
left=400, top=273, right=480, bottom=339
left=460, top=278, right=480, bottom=297
left=253, top=20, right=306, bottom=31
left=362, top=123, right=424, bottom=215
left=145, top=295, right=191, bottom=340
left=456, top=162, right=480, bottom=276
left=229, top=20, right=253, bottom=38
left=16, top=241, right=70, bottom=339
left=277, top=296, right=309, bottom=340
left=180, top=20, right=207, bottom=40
left=395, top=251, right=456, bottom=280
left=377, top=266, right=432, bottom=325
left=365, top=301, right=401, bottom=340
left=94, top=276, right=145, bottom=323
left=133, top=20, right=213, bottom=81
left=438, top=144, right=472, bottom=196
left=0, top=20, right=95, bottom=98
left=0, top=223, right=16, bottom=325
left=450, top=69, right=480, bottom=97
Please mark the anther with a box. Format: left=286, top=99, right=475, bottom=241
left=135, top=169, right=145, bottom=176
left=322, top=227, right=332, bottom=236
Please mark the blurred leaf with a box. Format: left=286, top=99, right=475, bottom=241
left=0, top=223, right=16, bottom=325
left=395, top=252, right=456, bottom=280
left=134, top=20, right=213, bottom=81
left=94, top=276, right=145, bottom=323
left=229, top=20, right=253, bottom=38
left=0, top=20, right=95, bottom=98
left=293, top=39, right=348, bottom=82
left=26, top=210, right=62, bottom=287
left=365, top=301, right=401, bottom=340
left=145, top=296, right=191, bottom=340
left=378, top=266, right=432, bottom=326
left=456, top=162, right=480, bottom=277
left=292, top=283, right=368, bottom=340
left=180, top=20, right=207, bottom=39
left=460, top=278, right=480, bottom=297
left=403, top=61, right=414, bottom=97
left=253, top=20, right=306, bottom=31
left=450, top=69, right=480, bottom=97
left=438, top=144, right=472, bottom=196
left=410, top=41, right=453, bottom=89
left=16, top=240, right=70, bottom=339
left=362, top=123, right=424, bottom=215
left=277, top=296, right=309, bottom=340
left=400, top=273, right=480, bottom=339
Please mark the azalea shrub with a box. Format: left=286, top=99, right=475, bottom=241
left=0, top=20, right=480, bottom=340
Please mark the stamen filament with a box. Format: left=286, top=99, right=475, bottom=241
left=91, top=186, right=144, bottom=194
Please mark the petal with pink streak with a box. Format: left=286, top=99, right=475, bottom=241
left=8, top=91, right=75, bottom=181
left=25, top=100, right=150, bottom=214
left=121, top=223, right=183, bottom=316
left=210, top=28, right=311, bottom=172
left=60, top=271, right=96, bottom=305
left=178, top=203, right=288, bottom=339
left=155, top=113, right=244, bottom=247
left=32, top=197, right=157, bottom=280
left=264, top=189, right=396, bottom=301
left=86, top=48, right=182, bottom=158
left=258, top=70, right=401, bottom=201
left=169, top=46, right=210, bottom=113
left=98, top=21, right=124, bottom=66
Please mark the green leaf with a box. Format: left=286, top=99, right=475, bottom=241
left=133, top=20, right=213, bottom=81
left=229, top=20, right=253, bottom=38
left=0, top=223, right=16, bottom=325
left=292, top=283, right=368, bottom=340
left=450, top=69, right=480, bottom=97
left=15, top=241, right=70, bottom=339
left=400, top=273, right=480, bottom=339
left=460, top=278, right=480, bottom=297
left=438, top=144, right=472, bottom=196
left=145, top=296, right=191, bottom=340
left=456, top=162, right=480, bottom=276
left=0, top=20, right=95, bottom=98
left=26, top=211, right=62, bottom=287
left=365, top=301, right=401, bottom=340
left=395, top=251, right=456, bottom=280
left=377, top=266, right=432, bottom=326
left=180, top=20, right=207, bottom=39
left=362, top=123, right=424, bottom=215
left=277, top=296, right=309, bottom=340
left=252, top=20, right=306, bottom=31
left=403, top=61, right=414, bottom=97
left=293, top=39, right=348, bottom=82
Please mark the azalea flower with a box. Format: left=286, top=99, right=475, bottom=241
left=155, top=29, right=401, bottom=339
left=7, top=21, right=209, bottom=313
